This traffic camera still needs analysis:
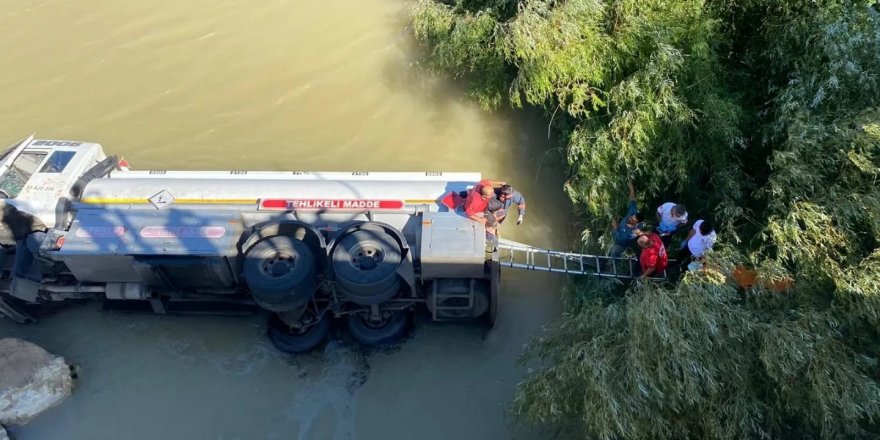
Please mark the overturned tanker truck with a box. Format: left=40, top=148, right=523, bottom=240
left=0, top=136, right=501, bottom=352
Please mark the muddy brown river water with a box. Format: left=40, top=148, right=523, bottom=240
left=0, top=0, right=572, bottom=438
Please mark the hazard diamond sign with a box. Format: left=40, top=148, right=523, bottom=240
left=260, top=199, right=405, bottom=210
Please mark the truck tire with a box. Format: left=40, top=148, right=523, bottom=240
left=332, top=229, right=402, bottom=305
left=267, top=312, right=330, bottom=353
left=345, top=310, right=409, bottom=347
left=244, top=236, right=316, bottom=312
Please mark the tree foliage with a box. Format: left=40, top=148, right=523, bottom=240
left=412, top=0, right=880, bottom=438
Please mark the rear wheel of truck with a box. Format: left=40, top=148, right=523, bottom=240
left=345, top=309, right=409, bottom=347
left=244, top=236, right=317, bottom=312
left=332, top=229, right=402, bottom=305
left=267, top=311, right=330, bottom=353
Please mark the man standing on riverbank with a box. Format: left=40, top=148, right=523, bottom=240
left=638, top=232, right=668, bottom=279
left=677, top=218, right=717, bottom=274
left=610, top=182, right=644, bottom=257
left=656, top=202, right=688, bottom=247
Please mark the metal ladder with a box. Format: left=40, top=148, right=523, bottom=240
left=496, top=239, right=669, bottom=280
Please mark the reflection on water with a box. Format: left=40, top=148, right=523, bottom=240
left=0, top=0, right=571, bottom=438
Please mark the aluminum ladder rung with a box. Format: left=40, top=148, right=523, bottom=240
left=496, top=239, right=670, bottom=280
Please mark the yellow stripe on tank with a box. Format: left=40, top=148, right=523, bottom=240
left=80, top=198, right=149, bottom=204
left=81, top=198, right=258, bottom=205
left=175, top=198, right=258, bottom=204
left=81, top=198, right=435, bottom=205
left=404, top=199, right=437, bottom=204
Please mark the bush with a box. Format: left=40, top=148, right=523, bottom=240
left=412, top=1, right=880, bottom=438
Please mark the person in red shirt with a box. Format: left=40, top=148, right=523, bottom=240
left=637, top=233, right=668, bottom=279
left=463, top=178, right=505, bottom=251
left=464, top=179, right=505, bottom=226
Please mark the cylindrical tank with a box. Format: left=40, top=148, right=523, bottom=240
left=78, top=173, right=480, bottom=237
left=80, top=172, right=481, bottom=215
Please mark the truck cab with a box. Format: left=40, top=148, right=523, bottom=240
left=0, top=135, right=110, bottom=230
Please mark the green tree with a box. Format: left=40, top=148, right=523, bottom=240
left=414, top=0, right=744, bottom=234
left=413, top=0, right=880, bottom=438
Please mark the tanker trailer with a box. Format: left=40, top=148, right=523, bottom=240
left=0, top=136, right=501, bottom=353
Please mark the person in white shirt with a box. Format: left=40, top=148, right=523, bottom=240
left=656, top=202, right=688, bottom=247
left=678, top=219, right=717, bottom=273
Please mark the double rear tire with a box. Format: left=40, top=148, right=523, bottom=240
left=257, top=225, right=413, bottom=352
left=345, top=310, right=409, bottom=346
left=267, top=312, right=331, bottom=353
left=332, top=229, right=403, bottom=305
left=267, top=309, right=410, bottom=353
left=244, top=236, right=317, bottom=312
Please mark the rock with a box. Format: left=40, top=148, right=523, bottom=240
left=0, top=424, right=8, bottom=440
left=0, top=338, right=73, bottom=426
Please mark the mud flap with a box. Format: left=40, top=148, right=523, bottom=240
left=10, top=276, right=39, bottom=302
left=488, top=259, right=501, bottom=326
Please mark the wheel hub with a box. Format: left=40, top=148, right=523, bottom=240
left=278, top=310, right=317, bottom=335
left=263, top=255, right=294, bottom=278
left=350, top=244, right=385, bottom=271
left=362, top=311, right=392, bottom=329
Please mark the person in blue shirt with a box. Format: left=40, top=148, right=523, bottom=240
left=610, top=182, right=644, bottom=257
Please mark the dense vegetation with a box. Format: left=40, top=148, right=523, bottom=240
left=411, top=0, right=880, bottom=438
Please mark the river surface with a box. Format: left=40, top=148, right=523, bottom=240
left=0, top=1, right=571, bottom=439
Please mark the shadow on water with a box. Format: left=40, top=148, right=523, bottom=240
left=379, top=7, right=574, bottom=249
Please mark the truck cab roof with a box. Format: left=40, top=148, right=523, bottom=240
left=0, top=136, right=108, bottom=228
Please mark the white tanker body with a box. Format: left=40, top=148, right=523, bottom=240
left=0, top=137, right=501, bottom=352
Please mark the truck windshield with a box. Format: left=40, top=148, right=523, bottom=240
left=39, top=151, right=76, bottom=173
left=0, top=152, right=47, bottom=198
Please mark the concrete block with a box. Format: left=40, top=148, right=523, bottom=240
left=0, top=338, right=73, bottom=426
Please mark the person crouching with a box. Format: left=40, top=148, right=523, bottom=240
left=678, top=219, right=717, bottom=274
left=464, top=179, right=505, bottom=250
left=637, top=232, right=668, bottom=280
